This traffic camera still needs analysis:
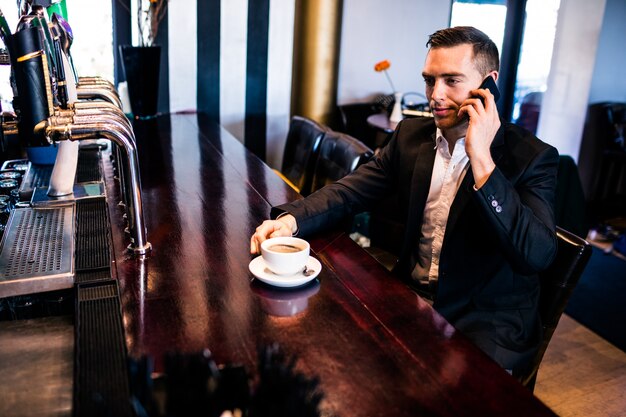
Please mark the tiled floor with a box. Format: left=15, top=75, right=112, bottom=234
left=535, top=314, right=626, bottom=417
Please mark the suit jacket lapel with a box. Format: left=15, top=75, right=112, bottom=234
left=404, top=135, right=437, bottom=247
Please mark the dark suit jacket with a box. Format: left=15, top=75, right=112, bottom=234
left=274, top=117, right=559, bottom=372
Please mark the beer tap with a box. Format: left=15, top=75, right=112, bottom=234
left=46, top=12, right=118, bottom=94
left=45, top=11, right=127, bottom=199
left=16, top=6, right=80, bottom=197
left=47, top=12, right=123, bottom=109
left=34, top=113, right=151, bottom=255
left=5, top=9, right=151, bottom=256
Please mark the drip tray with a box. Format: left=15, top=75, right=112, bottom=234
left=0, top=205, right=75, bottom=298
left=31, top=182, right=105, bottom=207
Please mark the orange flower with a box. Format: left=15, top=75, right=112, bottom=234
left=374, top=59, right=396, bottom=93
left=374, top=60, right=391, bottom=72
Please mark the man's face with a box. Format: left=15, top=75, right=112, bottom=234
left=422, top=44, right=487, bottom=138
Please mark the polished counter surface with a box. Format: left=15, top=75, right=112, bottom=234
left=102, top=113, right=557, bottom=416
left=0, top=315, right=73, bottom=417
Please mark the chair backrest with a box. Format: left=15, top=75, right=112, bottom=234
left=578, top=102, right=626, bottom=204
left=555, top=155, right=587, bottom=239
left=281, top=115, right=327, bottom=196
left=519, top=226, right=592, bottom=390
left=309, top=129, right=373, bottom=194
left=337, top=102, right=380, bottom=149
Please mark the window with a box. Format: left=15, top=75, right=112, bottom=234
left=64, top=0, right=114, bottom=82
left=450, top=0, right=561, bottom=130
left=511, top=0, right=560, bottom=132
left=450, top=0, right=507, bottom=58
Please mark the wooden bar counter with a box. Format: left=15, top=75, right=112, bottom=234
left=105, top=113, right=557, bottom=416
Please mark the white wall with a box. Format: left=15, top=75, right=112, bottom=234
left=168, top=0, right=197, bottom=113
left=266, top=0, right=297, bottom=169
left=537, top=0, right=607, bottom=160
left=588, top=0, right=626, bottom=104
left=338, top=0, right=451, bottom=104
left=219, top=0, right=250, bottom=143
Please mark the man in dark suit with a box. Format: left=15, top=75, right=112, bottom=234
left=250, top=26, right=559, bottom=375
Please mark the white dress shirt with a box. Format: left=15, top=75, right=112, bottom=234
left=412, top=129, right=470, bottom=285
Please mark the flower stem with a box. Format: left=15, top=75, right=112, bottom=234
left=384, top=70, right=396, bottom=93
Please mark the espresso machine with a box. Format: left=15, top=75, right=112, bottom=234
left=0, top=0, right=151, bottom=299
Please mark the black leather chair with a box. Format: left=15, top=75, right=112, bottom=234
left=578, top=102, right=626, bottom=225
left=555, top=155, right=588, bottom=239
left=309, top=129, right=373, bottom=194
left=518, top=226, right=592, bottom=392
left=278, top=115, right=327, bottom=196
left=337, top=102, right=380, bottom=150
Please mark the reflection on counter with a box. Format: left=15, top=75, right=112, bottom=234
left=127, top=344, right=324, bottom=417
left=251, top=279, right=320, bottom=317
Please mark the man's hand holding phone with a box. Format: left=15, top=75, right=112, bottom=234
left=459, top=75, right=502, bottom=189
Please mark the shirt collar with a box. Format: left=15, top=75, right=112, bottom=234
left=435, top=128, right=466, bottom=149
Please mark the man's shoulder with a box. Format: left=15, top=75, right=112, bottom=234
left=501, top=122, right=558, bottom=156
left=398, top=116, right=436, bottom=131
left=395, top=117, right=436, bottom=141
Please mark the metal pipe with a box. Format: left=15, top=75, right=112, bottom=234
left=73, top=114, right=132, bottom=137
left=72, top=112, right=133, bottom=210
left=73, top=104, right=131, bottom=128
left=54, top=107, right=134, bottom=189
left=70, top=104, right=134, bottom=206
left=56, top=107, right=133, bottom=136
left=76, top=81, right=120, bottom=95
left=78, top=76, right=116, bottom=89
left=36, top=116, right=151, bottom=256
left=2, top=119, right=19, bottom=136
left=74, top=100, right=126, bottom=113
left=59, top=110, right=133, bottom=223
left=71, top=108, right=134, bottom=209
left=76, top=87, right=123, bottom=109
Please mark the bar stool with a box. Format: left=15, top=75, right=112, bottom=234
left=309, top=129, right=373, bottom=194
left=276, top=115, right=327, bottom=196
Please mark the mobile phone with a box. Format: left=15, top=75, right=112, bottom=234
left=475, top=76, right=500, bottom=103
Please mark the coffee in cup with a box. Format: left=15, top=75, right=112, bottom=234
left=261, top=236, right=310, bottom=275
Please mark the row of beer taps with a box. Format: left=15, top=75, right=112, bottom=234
left=0, top=0, right=151, bottom=255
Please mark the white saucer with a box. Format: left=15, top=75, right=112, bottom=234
left=249, top=255, right=321, bottom=288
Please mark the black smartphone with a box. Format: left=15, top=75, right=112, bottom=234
left=475, top=76, right=500, bottom=103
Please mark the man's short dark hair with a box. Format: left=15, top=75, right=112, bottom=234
left=427, top=26, right=500, bottom=76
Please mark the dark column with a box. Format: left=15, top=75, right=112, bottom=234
left=244, top=0, right=270, bottom=161
left=498, top=0, right=527, bottom=122
left=112, top=0, right=131, bottom=85
left=197, top=0, right=221, bottom=122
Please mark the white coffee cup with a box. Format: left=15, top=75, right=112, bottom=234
left=260, top=236, right=310, bottom=275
